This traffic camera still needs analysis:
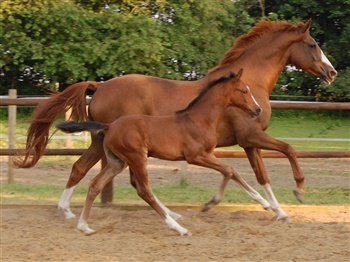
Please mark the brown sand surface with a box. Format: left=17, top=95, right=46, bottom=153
left=1, top=205, right=349, bottom=262
left=1, top=157, right=350, bottom=261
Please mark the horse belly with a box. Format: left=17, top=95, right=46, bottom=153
left=147, top=141, right=185, bottom=161
left=145, top=120, right=185, bottom=161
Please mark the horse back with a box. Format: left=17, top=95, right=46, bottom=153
left=89, top=74, right=204, bottom=123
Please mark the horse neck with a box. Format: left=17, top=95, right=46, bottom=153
left=183, top=84, right=231, bottom=128
left=206, top=32, right=294, bottom=97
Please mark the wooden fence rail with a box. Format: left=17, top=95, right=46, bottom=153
left=1, top=149, right=349, bottom=158
left=1, top=97, right=350, bottom=110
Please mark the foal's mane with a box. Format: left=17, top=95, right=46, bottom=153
left=209, top=20, right=300, bottom=74
left=176, top=72, right=236, bottom=115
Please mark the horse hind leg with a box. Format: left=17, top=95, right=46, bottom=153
left=130, top=163, right=189, bottom=236
left=58, top=133, right=104, bottom=219
left=77, top=154, right=127, bottom=235
left=129, top=169, right=182, bottom=221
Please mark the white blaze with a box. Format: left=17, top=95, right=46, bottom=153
left=247, top=85, right=262, bottom=111
left=321, top=50, right=334, bottom=69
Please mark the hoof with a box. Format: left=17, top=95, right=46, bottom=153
left=201, top=198, right=217, bottom=212
left=182, top=231, right=192, bottom=237
left=263, top=206, right=271, bottom=211
left=201, top=203, right=211, bottom=212
left=277, top=216, right=292, bottom=223
left=77, top=223, right=96, bottom=235
left=58, top=206, right=76, bottom=219
left=293, top=188, right=305, bottom=203
left=79, top=227, right=96, bottom=236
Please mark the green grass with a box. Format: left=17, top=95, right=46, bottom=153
left=1, top=183, right=349, bottom=206
left=266, top=115, right=349, bottom=151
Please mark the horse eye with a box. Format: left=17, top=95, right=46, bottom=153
left=309, top=44, right=316, bottom=49
left=242, top=89, right=248, bottom=94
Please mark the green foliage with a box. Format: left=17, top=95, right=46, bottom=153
left=0, top=0, right=252, bottom=93
left=0, top=0, right=349, bottom=101
left=316, top=67, right=350, bottom=102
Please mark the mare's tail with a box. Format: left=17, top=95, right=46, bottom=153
left=56, top=121, right=108, bottom=134
left=13, top=81, right=99, bottom=168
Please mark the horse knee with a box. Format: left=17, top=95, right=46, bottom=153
left=283, top=143, right=296, bottom=157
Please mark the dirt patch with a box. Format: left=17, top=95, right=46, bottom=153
left=1, top=156, right=350, bottom=261
left=1, top=205, right=349, bottom=262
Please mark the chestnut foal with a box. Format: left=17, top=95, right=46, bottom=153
left=57, top=70, right=262, bottom=235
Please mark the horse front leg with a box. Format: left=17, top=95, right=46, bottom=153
left=244, top=147, right=290, bottom=222
left=190, top=153, right=269, bottom=212
left=58, top=133, right=104, bottom=219
left=243, top=130, right=305, bottom=202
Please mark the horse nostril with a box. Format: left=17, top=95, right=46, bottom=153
left=330, top=70, right=337, bottom=78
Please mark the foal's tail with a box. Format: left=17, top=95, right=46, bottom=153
left=13, top=81, right=99, bottom=168
left=56, top=121, right=108, bottom=134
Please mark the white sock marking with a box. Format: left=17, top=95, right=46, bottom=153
left=58, top=186, right=76, bottom=219
left=165, top=214, right=188, bottom=235
left=262, top=184, right=288, bottom=220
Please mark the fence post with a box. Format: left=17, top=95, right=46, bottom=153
left=8, top=89, right=17, bottom=184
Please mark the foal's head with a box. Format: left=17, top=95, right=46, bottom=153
left=226, top=69, right=262, bottom=117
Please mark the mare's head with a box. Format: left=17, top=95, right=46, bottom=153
left=288, top=19, right=337, bottom=84
left=226, top=69, right=262, bottom=117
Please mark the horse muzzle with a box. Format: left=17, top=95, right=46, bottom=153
left=319, top=64, right=337, bottom=85
left=249, top=107, right=262, bottom=118
left=322, top=70, right=337, bottom=85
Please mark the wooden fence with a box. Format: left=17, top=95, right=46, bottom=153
left=1, top=92, right=350, bottom=202
left=2, top=95, right=349, bottom=157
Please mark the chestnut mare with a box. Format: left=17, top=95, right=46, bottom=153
left=57, top=70, right=262, bottom=235
left=14, top=19, right=337, bottom=222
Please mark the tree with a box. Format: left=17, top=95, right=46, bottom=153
left=1, top=0, right=348, bottom=101
left=1, top=0, right=101, bottom=93
left=1, top=0, right=253, bottom=94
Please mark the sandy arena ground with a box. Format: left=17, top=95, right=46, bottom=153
left=1, top=157, right=350, bottom=261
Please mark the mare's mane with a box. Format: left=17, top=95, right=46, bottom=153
left=209, top=20, right=301, bottom=74
left=176, top=72, right=236, bottom=115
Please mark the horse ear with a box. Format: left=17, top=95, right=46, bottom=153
left=299, top=19, right=312, bottom=34
left=236, top=68, right=243, bottom=79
